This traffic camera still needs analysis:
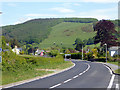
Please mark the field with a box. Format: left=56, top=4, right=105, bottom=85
left=38, top=22, right=96, bottom=49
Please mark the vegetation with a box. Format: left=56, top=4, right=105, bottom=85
left=2, top=37, right=73, bottom=85
left=39, top=22, right=96, bottom=49
left=93, top=20, right=118, bottom=48
left=2, top=18, right=97, bottom=48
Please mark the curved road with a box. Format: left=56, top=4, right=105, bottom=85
left=5, top=60, right=113, bottom=89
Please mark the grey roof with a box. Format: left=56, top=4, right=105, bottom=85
left=109, top=46, right=120, bottom=51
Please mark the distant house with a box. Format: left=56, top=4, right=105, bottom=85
left=109, top=46, right=120, bottom=57
left=35, top=49, right=44, bottom=56
left=12, top=46, right=22, bottom=54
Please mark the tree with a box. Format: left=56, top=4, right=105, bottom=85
left=86, top=38, right=94, bottom=45
left=73, top=38, right=86, bottom=51
left=10, top=38, right=20, bottom=48
left=93, top=20, right=118, bottom=48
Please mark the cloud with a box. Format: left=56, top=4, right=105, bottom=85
left=73, top=3, right=80, bottom=6
left=13, top=17, right=33, bottom=25
left=7, top=3, right=17, bottom=7
left=25, top=14, right=58, bottom=17
left=51, top=7, right=74, bottom=13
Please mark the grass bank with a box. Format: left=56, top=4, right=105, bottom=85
left=2, top=54, right=73, bottom=85
left=107, top=61, right=120, bottom=74
left=107, top=61, right=120, bottom=66
left=115, top=69, right=120, bottom=74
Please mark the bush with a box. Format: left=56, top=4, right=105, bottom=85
left=49, top=50, right=59, bottom=57
left=19, top=51, right=24, bottom=55
left=64, top=53, right=85, bottom=59
left=85, top=52, right=94, bottom=60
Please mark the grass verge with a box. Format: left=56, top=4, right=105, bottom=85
left=2, top=57, right=73, bottom=85
left=107, top=61, right=120, bottom=66
left=115, top=69, right=120, bottom=74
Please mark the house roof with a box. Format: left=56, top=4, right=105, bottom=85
left=109, top=46, right=120, bottom=50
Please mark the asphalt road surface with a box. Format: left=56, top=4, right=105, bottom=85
left=4, top=60, right=116, bottom=89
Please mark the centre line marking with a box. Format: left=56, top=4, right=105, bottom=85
left=63, top=79, right=72, bottom=83
left=73, top=75, right=79, bottom=79
left=49, top=63, right=90, bottom=89
left=50, top=83, right=61, bottom=89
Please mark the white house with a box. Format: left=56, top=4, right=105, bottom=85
left=109, top=46, right=120, bottom=57
left=12, top=46, right=21, bottom=55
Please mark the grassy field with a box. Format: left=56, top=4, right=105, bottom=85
left=2, top=55, right=73, bottom=85
left=38, top=22, right=96, bottom=49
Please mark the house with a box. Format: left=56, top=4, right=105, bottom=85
left=109, top=46, right=120, bottom=57
left=35, top=49, right=44, bottom=56
left=12, top=46, right=22, bottom=54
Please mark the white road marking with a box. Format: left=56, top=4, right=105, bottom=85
left=73, top=75, right=79, bottom=79
left=107, top=74, right=115, bottom=89
left=116, top=84, right=119, bottom=90
left=104, top=65, right=113, bottom=75
left=50, top=83, right=61, bottom=89
left=79, top=73, right=82, bottom=75
left=63, top=79, right=72, bottom=83
left=49, top=63, right=91, bottom=89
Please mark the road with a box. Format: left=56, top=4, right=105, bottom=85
left=3, top=60, right=119, bottom=90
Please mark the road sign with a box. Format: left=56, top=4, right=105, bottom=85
left=0, top=48, right=2, bottom=52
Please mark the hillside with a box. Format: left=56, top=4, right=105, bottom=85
left=2, top=18, right=98, bottom=46
left=39, top=22, right=96, bottom=48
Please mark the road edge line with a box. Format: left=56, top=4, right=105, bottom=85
left=102, top=63, right=115, bottom=89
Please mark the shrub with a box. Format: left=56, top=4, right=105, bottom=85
left=20, top=51, right=24, bottom=55
left=64, top=52, right=85, bottom=59
left=49, top=50, right=59, bottom=57
left=85, top=52, right=94, bottom=60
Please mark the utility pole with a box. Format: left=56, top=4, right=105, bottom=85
left=104, top=43, right=107, bottom=62
left=82, top=45, right=83, bottom=60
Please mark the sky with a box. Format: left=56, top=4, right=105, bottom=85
left=0, top=0, right=119, bottom=26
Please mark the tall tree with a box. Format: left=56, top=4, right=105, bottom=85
left=73, top=38, right=86, bottom=51
left=93, top=20, right=118, bottom=48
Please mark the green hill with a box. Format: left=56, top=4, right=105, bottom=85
left=39, top=22, right=96, bottom=48
left=2, top=18, right=98, bottom=46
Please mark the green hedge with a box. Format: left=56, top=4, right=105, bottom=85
left=2, top=51, right=65, bottom=72
left=63, top=53, right=85, bottom=59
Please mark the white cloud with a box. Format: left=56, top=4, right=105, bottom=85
left=13, top=17, right=33, bottom=25
left=51, top=7, right=74, bottom=13
left=73, top=3, right=80, bottom=6
left=7, top=3, right=17, bottom=7
left=25, top=14, right=58, bottom=17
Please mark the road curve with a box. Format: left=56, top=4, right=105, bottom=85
left=5, top=60, right=112, bottom=89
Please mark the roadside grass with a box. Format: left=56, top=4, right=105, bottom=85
left=115, top=69, right=120, bottom=74
left=107, top=61, right=120, bottom=74
left=2, top=55, right=73, bottom=85
left=107, top=61, right=120, bottom=66
left=2, top=70, right=53, bottom=85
